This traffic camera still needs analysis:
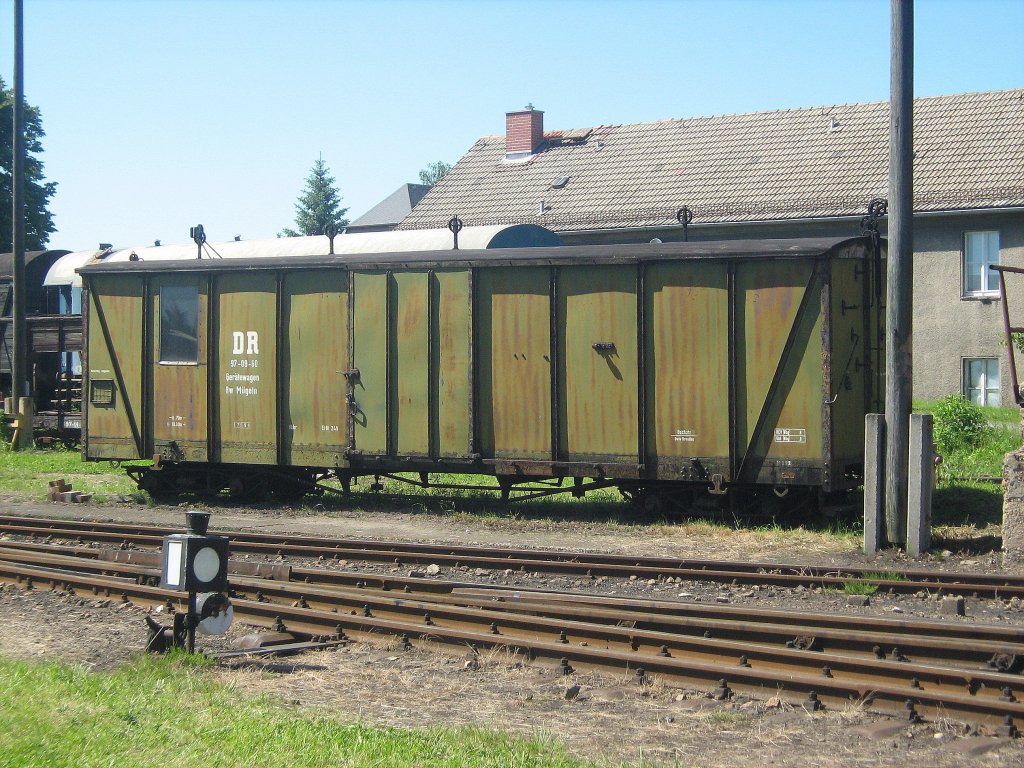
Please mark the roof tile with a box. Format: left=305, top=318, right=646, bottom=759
left=401, top=89, right=1024, bottom=231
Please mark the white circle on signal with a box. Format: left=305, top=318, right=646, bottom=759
left=193, top=547, right=221, bottom=582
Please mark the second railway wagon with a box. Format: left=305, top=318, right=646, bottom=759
left=80, top=235, right=883, bottom=511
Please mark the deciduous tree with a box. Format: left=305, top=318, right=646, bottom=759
left=418, top=160, right=451, bottom=187
left=0, top=76, right=57, bottom=250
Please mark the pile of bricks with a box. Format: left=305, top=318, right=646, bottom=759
left=48, top=479, right=92, bottom=504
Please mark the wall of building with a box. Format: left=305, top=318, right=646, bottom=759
left=559, top=209, right=1024, bottom=406
left=911, top=211, right=1024, bottom=406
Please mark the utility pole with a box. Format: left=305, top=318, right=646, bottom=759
left=11, top=0, right=29, bottom=450
left=884, top=0, right=914, bottom=544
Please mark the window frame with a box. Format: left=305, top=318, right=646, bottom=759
left=961, top=230, right=1000, bottom=298
left=158, top=284, right=201, bottom=365
left=962, top=356, right=1000, bottom=408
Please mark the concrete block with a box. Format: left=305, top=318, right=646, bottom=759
left=951, top=737, right=1011, bottom=756
left=1004, top=447, right=1024, bottom=561
left=940, top=596, right=966, bottom=616
left=863, top=414, right=885, bottom=555
left=907, top=413, right=933, bottom=557
left=673, top=697, right=722, bottom=712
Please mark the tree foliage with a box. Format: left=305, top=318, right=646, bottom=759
left=418, top=161, right=451, bottom=187
left=0, top=76, right=57, bottom=250
left=281, top=156, right=349, bottom=237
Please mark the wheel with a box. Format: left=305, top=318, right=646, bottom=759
left=269, top=479, right=309, bottom=502
left=227, top=474, right=267, bottom=502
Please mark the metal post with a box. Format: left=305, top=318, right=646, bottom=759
left=187, top=591, right=197, bottom=653
left=884, top=0, right=914, bottom=545
left=11, top=0, right=28, bottom=450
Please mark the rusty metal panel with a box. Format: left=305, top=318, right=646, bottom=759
left=394, top=272, right=429, bottom=454
left=646, top=262, right=730, bottom=461
left=151, top=275, right=208, bottom=462
left=352, top=272, right=388, bottom=453
left=558, top=266, right=638, bottom=459
left=434, top=270, right=471, bottom=456
left=85, top=275, right=144, bottom=459
left=282, top=270, right=348, bottom=466
left=215, top=272, right=277, bottom=464
left=477, top=267, right=551, bottom=458
left=735, top=260, right=824, bottom=479
left=828, top=258, right=872, bottom=466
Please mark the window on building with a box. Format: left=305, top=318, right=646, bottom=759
left=963, top=358, right=1000, bottom=407
left=159, top=285, right=199, bottom=363
left=963, top=230, right=1000, bottom=296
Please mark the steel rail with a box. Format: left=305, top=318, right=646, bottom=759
left=4, top=539, right=1022, bottom=672
left=0, top=553, right=1022, bottom=729
left=220, top=573, right=1024, bottom=693
left=1, top=514, right=1021, bottom=598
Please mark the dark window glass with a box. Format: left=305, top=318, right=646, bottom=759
left=159, top=286, right=199, bottom=363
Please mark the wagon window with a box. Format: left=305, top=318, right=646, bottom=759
left=159, top=285, right=199, bottom=363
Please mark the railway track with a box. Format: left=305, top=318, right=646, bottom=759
left=1, top=513, right=1022, bottom=599
left=0, top=533, right=1022, bottom=731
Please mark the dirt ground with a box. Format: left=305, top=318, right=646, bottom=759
left=1, top=494, right=1023, bottom=767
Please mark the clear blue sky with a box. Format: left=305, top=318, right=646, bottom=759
left=2, top=0, right=1022, bottom=250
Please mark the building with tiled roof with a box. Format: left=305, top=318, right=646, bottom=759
left=347, top=183, right=430, bottom=233
left=402, top=90, right=1023, bottom=235
left=401, top=89, right=1024, bottom=405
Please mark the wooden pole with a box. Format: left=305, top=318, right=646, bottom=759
left=11, top=0, right=28, bottom=450
left=884, top=0, right=914, bottom=544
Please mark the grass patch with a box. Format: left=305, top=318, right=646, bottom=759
left=0, top=654, right=601, bottom=768
left=912, top=399, right=1016, bottom=539
left=842, top=571, right=905, bottom=595
left=841, top=579, right=878, bottom=595
left=0, top=443, right=140, bottom=501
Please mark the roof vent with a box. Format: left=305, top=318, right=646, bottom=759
left=551, top=176, right=570, bottom=189
left=154, top=239, right=161, bottom=247
left=560, top=128, right=592, bottom=144
left=829, top=117, right=840, bottom=131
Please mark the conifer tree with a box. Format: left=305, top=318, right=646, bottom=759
left=281, top=156, right=349, bottom=237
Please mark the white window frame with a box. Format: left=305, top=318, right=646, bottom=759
left=962, top=357, right=1000, bottom=408
left=962, top=230, right=1000, bottom=297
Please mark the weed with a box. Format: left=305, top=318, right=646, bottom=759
left=843, top=571, right=905, bottom=595
left=842, top=580, right=878, bottom=595
left=932, top=394, right=987, bottom=454
left=708, top=711, right=744, bottom=724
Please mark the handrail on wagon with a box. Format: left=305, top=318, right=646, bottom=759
left=990, top=264, right=1024, bottom=406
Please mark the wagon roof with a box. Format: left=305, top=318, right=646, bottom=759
left=0, top=250, right=71, bottom=280
left=79, top=236, right=878, bottom=276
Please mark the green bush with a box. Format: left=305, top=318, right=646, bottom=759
left=932, top=394, right=988, bottom=454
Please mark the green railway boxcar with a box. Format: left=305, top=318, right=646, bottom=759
left=80, top=236, right=883, bottom=511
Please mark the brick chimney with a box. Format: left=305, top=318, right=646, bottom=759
left=505, top=105, right=544, bottom=157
